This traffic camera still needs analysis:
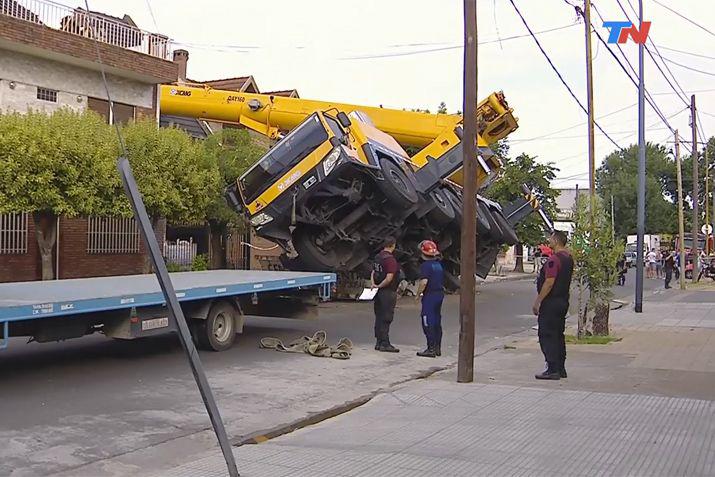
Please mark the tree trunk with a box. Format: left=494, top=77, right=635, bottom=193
left=33, top=211, right=57, bottom=281
left=592, top=299, right=610, bottom=336
left=513, top=243, right=524, bottom=273
left=209, top=221, right=227, bottom=269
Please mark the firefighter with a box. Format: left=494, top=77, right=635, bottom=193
left=371, top=236, right=400, bottom=353
left=532, top=230, right=574, bottom=380
left=414, top=240, right=444, bottom=358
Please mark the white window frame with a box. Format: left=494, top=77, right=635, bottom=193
left=87, top=216, right=140, bottom=254
left=0, top=212, right=29, bottom=254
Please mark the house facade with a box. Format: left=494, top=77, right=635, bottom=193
left=0, top=0, right=177, bottom=282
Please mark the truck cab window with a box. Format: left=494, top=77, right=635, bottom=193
left=324, top=115, right=344, bottom=139
left=240, top=114, right=328, bottom=204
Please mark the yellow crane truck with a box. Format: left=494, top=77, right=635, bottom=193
left=160, top=84, right=548, bottom=291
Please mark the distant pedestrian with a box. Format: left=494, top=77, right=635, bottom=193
left=646, top=248, right=657, bottom=279
left=414, top=240, right=444, bottom=358
left=371, top=236, right=400, bottom=353
left=655, top=249, right=663, bottom=278
left=533, top=230, right=574, bottom=380
left=664, top=250, right=675, bottom=289
left=616, top=255, right=626, bottom=286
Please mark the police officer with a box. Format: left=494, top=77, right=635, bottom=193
left=532, top=230, right=573, bottom=380
left=371, top=236, right=400, bottom=353
left=414, top=240, right=444, bottom=358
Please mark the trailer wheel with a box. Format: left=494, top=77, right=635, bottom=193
left=196, top=301, right=237, bottom=351
left=377, top=158, right=418, bottom=207
left=427, top=189, right=456, bottom=226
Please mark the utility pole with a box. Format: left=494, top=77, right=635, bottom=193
left=706, top=149, right=710, bottom=255
left=675, top=130, right=686, bottom=290
left=712, top=148, right=714, bottom=257
left=458, top=0, right=477, bottom=383
left=635, top=0, right=646, bottom=312
left=691, top=95, right=699, bottom=283
left=584, top=0, right=596, bottom=227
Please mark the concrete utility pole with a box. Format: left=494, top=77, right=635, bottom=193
left=611, top=195, right=615, bottom=244
left=691, top=95, right=699, bottom=282
left=675, top=131, right=687, bottom=290
left=584, top=0, right=596, bottom=227
left=706, top=149, right=710, bottom=255
left=458, top=0, right=478, bottom=383
left=635, top=0, right=646, bottom=312
left=712, top=149, right=714, bottom=256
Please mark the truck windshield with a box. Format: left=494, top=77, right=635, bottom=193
left=240, top=114, right=328, bottom=204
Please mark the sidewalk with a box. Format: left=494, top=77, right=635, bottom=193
left=159, top=293, right=715, bottom=476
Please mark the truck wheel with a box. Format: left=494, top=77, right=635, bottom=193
left=479, top=202, right=502, bottom=242
left=196, top=302, right=237, bottom=351
left=293, top=227, right=339, bottom=271
left=427, top=189, right=455, bottom=226
left=377, top=158, right=419, bottom=207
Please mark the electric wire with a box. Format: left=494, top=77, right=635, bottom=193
left=507, top=0, right=623, bottom=151
left=657, top=46, right=715, bottom=61
left=652, top=0, right=715, bottom=39
left=661, top=57, right=715, bottom=77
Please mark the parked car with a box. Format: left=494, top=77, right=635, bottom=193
left=624, top=251, right=636, bottom=268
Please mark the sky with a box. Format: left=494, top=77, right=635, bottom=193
left=71, top=0, right=714, bottom=189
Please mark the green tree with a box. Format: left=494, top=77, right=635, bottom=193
left=122, top=121, right=220, bottom=270
left=486, top=152, right=559, bottom=272
left=596, top=143, right=678, bottom=239
left=570, top=195, right=623, bottom=337
left=202, top=128, right=267, bottom=268
left=0, top=110, right=121, bottom=279
left=437, top=102, right=448, bottom=114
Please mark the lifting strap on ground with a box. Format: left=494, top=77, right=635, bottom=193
left=260, top=331, right=353, bottom=359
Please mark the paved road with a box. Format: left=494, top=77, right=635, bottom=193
left=0, top=276, right=662, bottom=476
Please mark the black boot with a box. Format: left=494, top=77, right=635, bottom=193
left=378, top=342, right=400, bottom=353
left=435, top=344, right=441, bottom=357
left=560, top=366, right=568, bottom=379
left=417, top=348, right=437, bottom=358
left=535, top=364, right=561, bottom=380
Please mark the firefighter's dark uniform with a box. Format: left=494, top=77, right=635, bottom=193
left=420, top=259, right=444, bottom=354
left=536, top=250, right=574, bottom=374
left=373, top=250, right=400, bottom=348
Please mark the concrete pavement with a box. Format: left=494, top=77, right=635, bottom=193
left=158, top=283, right=715, bottom=477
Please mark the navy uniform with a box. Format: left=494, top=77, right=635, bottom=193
left=416, top=240, right=444, bottom=358
left=536, top=249, right=574, bottom=378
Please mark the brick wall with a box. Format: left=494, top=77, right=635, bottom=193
left=0, top=216, right=146, bottom=283
left=250, top=231, right=284, bottom=271
left=0, top=15, right=177, bottom=83
left=57, top=218, right=145, bottom=279
left=0, top=216, right=40, bottom=283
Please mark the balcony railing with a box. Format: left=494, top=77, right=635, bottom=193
left=1, top=0, right=171, bottom=59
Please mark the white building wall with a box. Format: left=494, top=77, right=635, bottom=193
left=0, top=49, right=153, bottom=113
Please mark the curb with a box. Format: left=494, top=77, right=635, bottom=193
left=232, top=331, right=532, bottom=448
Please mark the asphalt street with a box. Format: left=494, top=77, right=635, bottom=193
left=0, top=275, right=662, bottom=476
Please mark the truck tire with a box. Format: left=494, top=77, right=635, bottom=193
left=479, top=202, right=502, bottom=242
left=293, top=227, right=339, bottom=271
left=196, top=301, right=237, bottom=351
left=427, top=189, right=455, bottom=226
left=377, top=158, right=419, bottom=208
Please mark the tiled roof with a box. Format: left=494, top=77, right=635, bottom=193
left=265, top=89, right=300, bottom=98
left=160, top=115, right=211, bottom=139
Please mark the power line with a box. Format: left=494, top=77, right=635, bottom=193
left=507, top=0, right=623, bottom=151
left=657, top=46, right=715, bottom=61
left=652, top=0, right=715, bottom=39
left=337, top=23, right=579, bottom=60
left=143, top=0, right=159, bottom=32
left=661, top=57, right=715, bottom=77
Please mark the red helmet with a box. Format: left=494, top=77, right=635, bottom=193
left=420, top=240, right=440, bottom=257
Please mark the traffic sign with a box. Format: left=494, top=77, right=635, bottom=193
left=702, top=224, right=713, bottom=235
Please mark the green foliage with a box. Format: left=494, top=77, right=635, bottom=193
left=565, top=334, right=622, bottom=344
left=121, top=121, right=220, bottom=224
left=0, top=110, right=121, bottom=216
left=485, top=151, right=559, bottom=247
left=437, top=102, right=448, bottom=114
left=166, top=262, right=184, bottom=273
left=596, top=143, right=678, bottom=238
left=191, top=254, right=209, bottom=271
left=202, top=128, right=267, bottom=227
left=570, top=195, right=624, bottom=305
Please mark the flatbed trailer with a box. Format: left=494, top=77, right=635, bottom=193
left=0, top=270, right=335, bottom=352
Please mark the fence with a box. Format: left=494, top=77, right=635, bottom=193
left=163, top=239, right=197, bottom=268
left=225, top=230, right=251, bottom=270
left=1, top=0, right=171, bottom=59
left=87, top=216, right=140, bottom=254
left=0, top=212, right=29, bottom=254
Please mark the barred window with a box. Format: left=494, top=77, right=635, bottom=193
left=37, top=87, right=58, bottom=103
left=0, top=213, right=29, bottom=254
left=87, top=217, right=140, bottom=254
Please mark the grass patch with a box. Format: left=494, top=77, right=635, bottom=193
left=565, top=335, right=622, bottom=345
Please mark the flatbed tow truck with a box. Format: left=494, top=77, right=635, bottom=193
left=0, top=270, right=335, bottom=352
